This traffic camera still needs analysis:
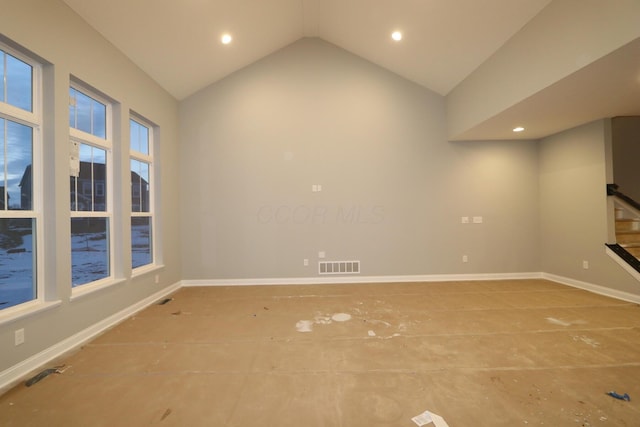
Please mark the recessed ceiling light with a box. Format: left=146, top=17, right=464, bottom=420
left=221, top=34, right=232, bottom=45
left=391, top=31, right=402, bottom=41
left=513, top=126, right=525, bottom=132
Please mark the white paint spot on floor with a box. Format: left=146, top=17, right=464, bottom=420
left=368, top=330, right=376, bottom=337
left=296, top=312, right=353, bottom=331
left=546, top=317, right=571, bottom=327
left=572, top=335, right=600, bottom=347
left=314, top=315, right=332, bottom=325
left=369, top=319, right=392, bottom=327
left=331, top=313, right=352, bottom=322
left=296, top=320, right=313, bottom=332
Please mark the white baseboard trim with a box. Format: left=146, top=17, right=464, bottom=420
left=542, top=272, right=640, bottom=304
left=0, top=281, right=181, bottom=395
left=181, top=272, right=544, bottom=287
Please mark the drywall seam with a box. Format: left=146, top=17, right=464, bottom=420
left=0, top=281, right=181, bottom=395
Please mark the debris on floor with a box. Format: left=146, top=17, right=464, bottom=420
left=572, top=335, right=600, bottom=348
left=606, top=391, right=630, bottom=401
left=25, top=365, right=70, bottom=387
left=160, top=408, right=172, bottom=421
left=295, top=320, right=314, bottom=332
left=158, top=298, right=173, bottom=305
left=546, top=317, right=571, bottom=326
left=295, top=312, right=354, bottom=332
left=411, top=409, right=449, bottom=427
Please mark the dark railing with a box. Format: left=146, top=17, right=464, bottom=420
left=607, top=183, right=640, bottom=212
left=606, top=183, right=640, bottom=274
left=606, top=244, right=640, bottom=274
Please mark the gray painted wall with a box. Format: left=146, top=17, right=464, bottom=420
left=0, top=0, right=181, bottom=373
left=179, top=38, right=541, bottom=280
left=539, top=119, right=638, bottom=293
left=611, top=116, right=640, bottom=203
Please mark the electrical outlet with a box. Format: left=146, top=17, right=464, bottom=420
left=462, top=255, right=468, bottom=263
left=15, top=328, right=25, bottom=346
left=154, top=274, right=160, bottom=284
left=303, top=258, right=309, bottom=266
left=473, top=216, right=483, bottom=224
left=461, top=217, right=469, bottom=224
left=582, top=260, right=589, bottom=269
left=318, top=251, right=325, bottom=259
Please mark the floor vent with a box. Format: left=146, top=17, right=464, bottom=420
left=318, top=260, right=360, bottom=275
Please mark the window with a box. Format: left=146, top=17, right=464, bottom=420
left=69, top=84, right=112, bottom=287
left=130, top=117, right=154, bottom=269
left=0, top=44, right=41, bottom=311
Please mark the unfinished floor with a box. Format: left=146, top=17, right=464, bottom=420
left=2, top=279, right=640, bottom=426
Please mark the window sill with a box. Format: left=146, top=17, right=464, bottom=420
left=131, top=263, right=165, bottom=280
left=70, top=277, right=126, bottom=302
left=0, top=300, right=62, bottom=327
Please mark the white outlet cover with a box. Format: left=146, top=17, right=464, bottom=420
left=473, top=216, right=483, bottom=223
left=461, top=217, right=469, bottom=224
left=318, top=251, right=326, bottom=258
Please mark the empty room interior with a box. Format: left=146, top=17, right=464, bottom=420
left=2, top=0, right=640, bottom=425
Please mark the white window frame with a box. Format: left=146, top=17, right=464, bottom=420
left=0, top=41, right=45, bottom=319
left=129, top=114, right=156, bottom=272
left=69, top=81, right=115, bottom=295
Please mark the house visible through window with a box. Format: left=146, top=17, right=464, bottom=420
left=0, top=44, right=40, bottom=311
left=130, top=117, right=154, bottom=269
left=69, top=84, right=112, bottom=287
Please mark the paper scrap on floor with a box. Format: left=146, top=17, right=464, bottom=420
left=412, top=410, right=449, bottom=427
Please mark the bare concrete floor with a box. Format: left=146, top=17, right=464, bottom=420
left=2, top=279, right=640, bottom=426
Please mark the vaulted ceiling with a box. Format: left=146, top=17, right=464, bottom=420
left=61, top=0, right=640, bottom=141
left=61, top=0, right=551, bottom=100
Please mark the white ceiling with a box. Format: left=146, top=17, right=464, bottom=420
left=61, top=0, right=551, bottom=101
left=454, top=36, right=640, bottom=140
left=61, top=0, right=640, bottom=141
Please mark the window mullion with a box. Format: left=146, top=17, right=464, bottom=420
left=2, top=53, right=6, bottom=103
left=3, top=121, right=7, bottom=209
left=90, top=147, right=95, bottom=211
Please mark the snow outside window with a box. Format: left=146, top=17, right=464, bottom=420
left=130, top=117, right=154, bottom=270
left=69, top=83, right=112, bottom=288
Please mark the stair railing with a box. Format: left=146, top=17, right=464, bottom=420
left=607, top=183, right=640, bottom=213
left=605, top=183, right=640, bottom=275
